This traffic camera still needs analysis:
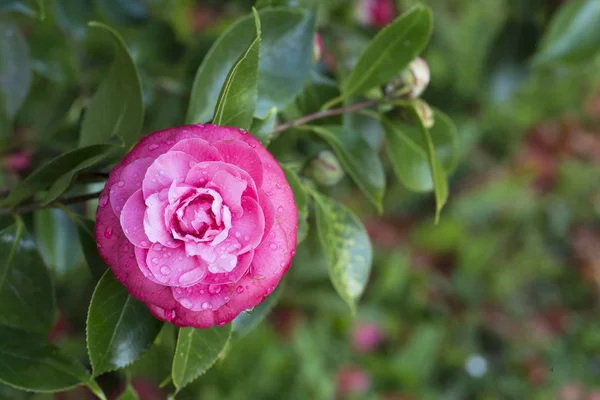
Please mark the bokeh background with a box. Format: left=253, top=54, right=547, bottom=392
left=2, top=0, right=600, bottom=399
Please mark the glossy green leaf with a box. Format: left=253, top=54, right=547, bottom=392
left=0, top=325, right=92, bottom=393
left=186, top=7, right=316, bottom=123
left=307, top=125, right=385, bottom=213
left=312, top=192, right=372, bottom=313
left=80, top=22, right=144, bottom=148
left=34, top=209, right=83, bottom=279
left=53, top=0, right=94, bottom=39
left=0, top=144, right=116, bottom=207
left=281, top=164, right=308, bottom=243
left=533, top=0, right=600, bottom=66
left=0, top=20, right=31, bottom=119
left=249, top=106, right=277, bottom=145
left=74, top=217, right=107, bottom=282
left=0, top=219, right=55, bottom=335
left=429, top=108, right=460, bottom=173
left=212, top=9, right=261, bottom=130
left=233, top=284, right=282, bottom=338
left=116, top=384, right=140, bottom=400
left=342, top=5, right=432, bottom=99
left=87, top=271, right=163, bottom=376
left=172, top=325, right=232, bottom=392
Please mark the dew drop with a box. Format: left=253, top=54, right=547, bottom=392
left=208, top=285, right=222, bottom=294
left=117, top=180, right=125, bottom=187
left=276, top=183, right=282, bottom=189
left=141, top=240, right=149, bottom=247
left=104, top=228, right=113, bottom=239
left=244, top=235, right=250, bottom=241
left=277, top=206, right=284, bottom=213
left=154, top=244, right=163, bottom=251
left=149, top=144, right=159, bottom=151
left=269, top=231, right=276, bottom=239
left=236, top=285, right=244, bottom=293
left=152, top=258, right=159, bottom=265
left=200, top=289, right=205, bottom=294
left=124, top=228, right=129, bottom=234
left=180, top=298, right=193, bottom=308
left=201, top=302, right=212, bottom=310
left=269, top=242, right=277, bottom=250
left=235, top=231, right=241, bottom=238
left=160, top=266, right=171, bottom=275
left=280, top=261, right=286, bottom=267
left=99, top=196, right=109, bottom=207
left=224, top=296, right=230, bottom=301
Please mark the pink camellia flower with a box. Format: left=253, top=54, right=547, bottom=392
left=352, top=321, right=384, bottom=353
left=95, top=124, right=297, bottom=328
left=355, top=0, right=396, bottom=28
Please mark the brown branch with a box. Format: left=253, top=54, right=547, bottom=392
left=0, top=191, right=102, bottom=216
left=272, top=99, right=379, bottom=135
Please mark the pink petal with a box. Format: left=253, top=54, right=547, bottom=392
left=110, top=237, right=178, bottom=310
left=251, top=220, right=295, bottom=277
left=206, top=170, right=247, bottom=215
left=143, top=151, right=198, bottom=199
left=171, top=282, right=234, bottom=311
left=258, top=189, right=275, bottom=239
left=213, top=140, right=263, bottom=187
left=95, top=190, right=122, bottom=269
left=143, top=193, right=178, bottom=248
left=120, top=189, right=151, bottom=248
left=169, top=138, right=223, bottom=162
left=185, top=161, right=258, bottom=202
left=228, top=196, right=266, bottom=253
left=200, top=250, right=254, bottom=285
left=146, top=303, right=215, bottom=329
left=109, top=158, right=153, bottom=217
left=145, top=243, right=206, bottom=287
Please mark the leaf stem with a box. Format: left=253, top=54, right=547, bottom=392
left=272, top=99, right=379, bottom=135
left=0, top=191, right=102, bottom=216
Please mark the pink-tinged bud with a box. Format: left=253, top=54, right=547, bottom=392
left=336, top=365, right=371, bottom=398
left=415, top=99, right=434, bottom=129
left=352, top=321, right=384, bottom=353
left=308, top=150, right=345, bottom=186
left=313, top=33, right=324, bottom=63
left=385, top=57, right=430, bottom=99
left=2, top=152, right=30, bottom=171
left=355, top=0, right=396, bottom=28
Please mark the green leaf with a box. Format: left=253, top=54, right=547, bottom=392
left=306, top=125, right=385, bottom=213
left=0, top=144, right=116, bottom=207
left=312, top=192, right=372, bottom=313
left=0, top=19, right=31, bottom=119
left=116, top=384, right=140, bottom=400
left=34, top=209, right=83, bottom=279
left=0, top=219, right=55, bottom=335
left=0, top=325, right=92, bottom=393
left=342, top=4, right=432, bottom=99
left=80, top=22, right=144, bottom=148
left=281, top=164, right=309, bottom=244
left=232, top=284, right=283, bottom=338
left=533, top=0, right=600, bottom=66
left=74, top=217, right=107, bottom=282
left=0, top=1, right=39, bottom=17
left=172, top=325, right=232, bottom=393
left=186, top=7, right=316, bottom=123
left=249, top=106, right=277, bottom=145
left=429, top=108, right=460, bottom=174
left=87, top=271, right=162, bottom=376
left=212, top=9, right=261, bottom=130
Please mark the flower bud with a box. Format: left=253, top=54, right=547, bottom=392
left=2, top=151, right=30, bottom=172
left=355, top=0, right=396, bottom=28
left=352, top=321, right=384, bottom=353
left=336, top=365, right=371, bottom=398
left=313, top=33, right=324, bottom=63
left=415, top=99, right=434, bottom=129
left=385, top=57, right=430, bottom=99
left=308, top=150, right=345, bottom=186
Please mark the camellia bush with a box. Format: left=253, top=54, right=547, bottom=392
left=1, top=0, right=600, bottom=399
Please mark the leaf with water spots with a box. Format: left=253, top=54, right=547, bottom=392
left=312, top=192, right=372, bottom=313
left=172, top=324, right=232, bottom=393
left=87, top=271, right=163, bottom=376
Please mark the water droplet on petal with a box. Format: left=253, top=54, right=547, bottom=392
left=141, top=240, right=149, bottom=247
left=104, top=228, right=113, bottom=239
left=236, top=286, right=244, bottom=293
left=269, top=242, right=277, bottom=250
left=152, top=258, right=159, bottom=265
left=117, top=180, right=125, bottom=187
left=99, top=196, right=109, bottom=207
left=235, top=231, right=241, bottom=238
left=200, top=290, right=205, bottom=294
left=244, top=235, right=250, bottom=241
left=224, top=296, right=230, bottom=301
left=201, top=302, right=212, bottom=310
left=280, top=261, right=286, bottom=267
left=149, top=144, right=159, bottom=151
left=277, top=206, right=284, bottom=213
left=179, top=298, right=193, bottom=308
left=208, top=285, right=222, bottom=294
left=160, top=266, right=171, bottom=275
left=269, top=231, right=276, bottom=239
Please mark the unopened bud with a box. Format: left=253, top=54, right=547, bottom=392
left=415, top=99, right=435, bottom=129
left=313, top=33, right=324, bottom=63
left=385, top=57, right=430, bottom=99
left=354, top=0, right=396, bottom=28
left=308, top=150, right=345, bottom=186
